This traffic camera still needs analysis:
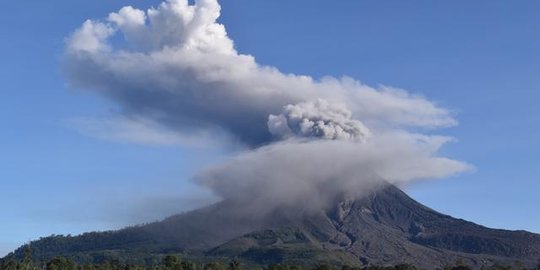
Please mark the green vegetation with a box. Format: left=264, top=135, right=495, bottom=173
left=1, top=247, right=539, bottom=270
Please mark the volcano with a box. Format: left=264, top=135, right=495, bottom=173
left=5, top=184, right=540, bottom=268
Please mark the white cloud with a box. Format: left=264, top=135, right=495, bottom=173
left=66, top=20, right=114, bottom=53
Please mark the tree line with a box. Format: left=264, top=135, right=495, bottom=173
left=1, top=247, right=539, bottom=270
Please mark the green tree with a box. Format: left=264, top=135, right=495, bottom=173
left=181, top=260, right=195, bottom=270
left=267, top=264, right=287, bottom=270
left=161, top=255, right=181, bottom=270
left=393, top=264, right=417, bottom=270
left=2, top=259, right=18, bottom=270
left=313, top=264, right=333, bottom=270
left=46, top=257, right=76, bottom=270
left=228, top=260, right=241, bottom=270
left=21, top=246, right=34, bottom=270
left=204, top=262, right=227, bottom=270
left=81, top=264, right=96, bottom=270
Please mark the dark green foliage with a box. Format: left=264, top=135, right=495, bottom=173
left=203, top=262, right=227, bottom=270
left=313, top=263, right=333, bottom=270
left=267, top=264, right=288, bottom=270
left=447, top=266, right=471, bottom=270
left=0, top=260, right=18, bottom=270
left=266, top=264, right=307, bottom=270
left=227, top=260, right=240, bottom=270
left=442, top=259, right=472, bottom=270
left=45, top=257, right=76, bottom=270
left=392, top=264, right=417, bottom=270
left=17, top=246, right=37, bottom=270
left=362, top=265, right=415, bottom=270
left=181, top=260, right=195, bottom=270
left=161, top=255, right=181, bottom=270
left=479, top=263, right=521, bottom=270
left=2, top=254, right=540, bottom=270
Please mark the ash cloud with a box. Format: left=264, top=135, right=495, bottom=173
left=64, top=0, right=470, bottom=215
left=268, top=99, right=371, bottom=142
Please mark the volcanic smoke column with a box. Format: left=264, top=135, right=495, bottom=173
left=63, top=0, right=471, bottom=214
left=268, top=99, right=371, bottom=142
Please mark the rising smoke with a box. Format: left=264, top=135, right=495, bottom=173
left=65, top=0, right=470, bottom=215
left=268, top=99, right=371, bottom=142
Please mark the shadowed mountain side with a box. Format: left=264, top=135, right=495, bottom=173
left=5, top=184, right=540, bottom=268
left=207, top=185, right=540, bottom=268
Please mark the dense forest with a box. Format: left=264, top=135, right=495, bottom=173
left=2, top=247, right=539, bottom=270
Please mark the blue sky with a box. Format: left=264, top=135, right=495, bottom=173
left=1, top=0, right=540, bottom=256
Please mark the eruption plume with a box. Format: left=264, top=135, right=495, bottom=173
left=268, top=99, right=371, bottom=142
left=65, top=0, right=470, bottom=215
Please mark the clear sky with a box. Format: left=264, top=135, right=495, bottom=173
left=1, top=0, right=539, bottom=257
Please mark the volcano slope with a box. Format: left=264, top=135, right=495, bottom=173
left=5, top=184, right=540, bottom=268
